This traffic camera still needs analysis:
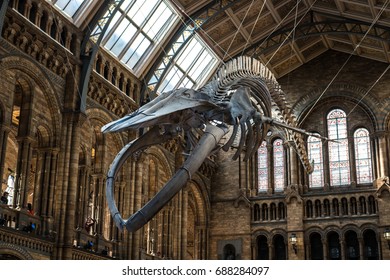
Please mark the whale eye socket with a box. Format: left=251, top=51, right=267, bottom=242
left=182, top=91, right=191, bottom=97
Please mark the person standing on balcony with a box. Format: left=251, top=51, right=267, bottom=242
left=0, top=192, right=9, bottom=204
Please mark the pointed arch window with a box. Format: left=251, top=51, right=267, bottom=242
left=258, top=141, right=268, bottom=192
left=327, top=109, right=350, bottom=186
left=273, top=139, right=285, bottom=191
left=308, top=134, right=323, bottom=188
left=354, top=128, right=372, bottom=184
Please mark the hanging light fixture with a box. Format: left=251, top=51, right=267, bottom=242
left=290, top=233, right=298, bottom=254
left=384, top=228, right=390, bottom=249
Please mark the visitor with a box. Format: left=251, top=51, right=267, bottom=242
left=27, top=203, right=34, bottom=215
left=0, top=192, right=9, bottom=204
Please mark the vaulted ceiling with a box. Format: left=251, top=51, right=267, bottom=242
left=174, top=0, right=390, bottom=78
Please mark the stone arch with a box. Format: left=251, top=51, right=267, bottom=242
left=0, top=55, right=62, bottom=146
left=146, top=146, right=175, bottom=178
left=0, top=242, right=34, bottom=260
left=304, top=226, right=325, bottom=242
left=188, top=181, right=207, bottom=225
left=384, top=112, right=390, bottom=131
left=341, top=224, right=362, bottom=239
left=191, top=173, right=211, bottom=214
left=324, top=225, right=342, bottom=236
left=270, top=228, right=287, bottom=239
left=36, top=124, right=52, bottom=148
left=186, top=180, right=209, bottom=259
left=252, top=230, right=271, bottom=239
left=360, top=223, right=380, bottom=237
left=293, top=83, right=379, bottom=129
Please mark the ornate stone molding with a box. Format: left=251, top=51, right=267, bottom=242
left=0, top=241, right=34, bottom=260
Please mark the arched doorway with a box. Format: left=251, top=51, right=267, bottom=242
left=273, top=234, right=286, bottom=260
left=363, top=229, right=379, bottom=260
left=345, top=230, right=359, bottom=260
left=310, top=232, right=323, bottom=260
left=327, top=231, right=341, bottom=260
left=223, top=244, right=236, bottom=260
left=257, top=235, right=269, bottom=260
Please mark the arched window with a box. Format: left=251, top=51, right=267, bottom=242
left=324, top=199, right=330, bottom=216
left=332, top=198, right=339, bottom=216
left=258, top=141, right=268, bottom=192
left=278, top=202, right=285, bottom=220
left=253, top=204, right=260, bottom=221
left=270, top=203, right=276, bottom=220
left=354, top=128, right=373, bottom=184
left=315, top=200, right=322, bottom=217
left=350, top=197, right=357, bottom=215
left=306, top=200, right=313, bottom=218
left=327, top=109, right=350, bottom=186
left=261, top=204, right=268, bottom=221
left=273, top=139, right=285, bottom=191
left=341, top=198, right=348, bottom=216
left=308, top=135, right=323, bottom=188
left=359, top=196, right=367, bottom=214
left=368, top=196, right=376, bottom=214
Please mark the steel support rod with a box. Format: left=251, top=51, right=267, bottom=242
left=0, top=0, right=10, bottom=38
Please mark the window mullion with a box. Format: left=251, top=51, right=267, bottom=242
left=101, top=11, right=126, bottom=45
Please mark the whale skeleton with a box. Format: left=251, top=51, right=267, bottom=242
left=102, top=56, right=328, bottom=232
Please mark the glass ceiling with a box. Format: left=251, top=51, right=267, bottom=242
left=156, top=35, right=218, bottom=93
left=51, top=0, right=219, bottom=93
left=52, top=0, right=91, bottom=18
left=102, top=0, right=177, bottom=70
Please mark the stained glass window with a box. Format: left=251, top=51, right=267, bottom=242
left=273, top=139, right=285, bottom=191
left=327, top=109, right=350, bottom=186
left=308, top=134, right=323, bottom=188
left=354, top=128, right=372, bottom=184
left=258, top=141, right=268, bottom=192
left=102, top=0, right=177, bottom=71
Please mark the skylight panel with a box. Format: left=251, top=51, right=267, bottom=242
left=156, top=35, right=219, bottom=93
left=53, top=0, right=89, bottom=18
left=101, top=0, right=178, bottom=74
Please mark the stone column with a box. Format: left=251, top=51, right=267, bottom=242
left=348, top=135, right=357, bottom=185
left=181, top=189, right=188, bottom=259
left=358, top=237, right=364, bottom=260
left=287, top=141, right=298, bottom=186
left=47, top=148, right=59, bottom=217
left=0, top=125, right=11, bottom=188
left=374, top=131, right=388, bottom=178
left=54, top=112, right=83, bottom=260
left=266, top=144, right=273, bottom=194
left=33, top=149, right=45, bottom=214
left=14, top=136, right=34, bottom=208
left=322, top=140, right=330, bottom=188
left=305, top=243, right=310, bottom=260
left=323, top=238, right=328, bottom=260
left=24, top=0, right=32, bottom=18
left=340, top=239, right=345, bottom=260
